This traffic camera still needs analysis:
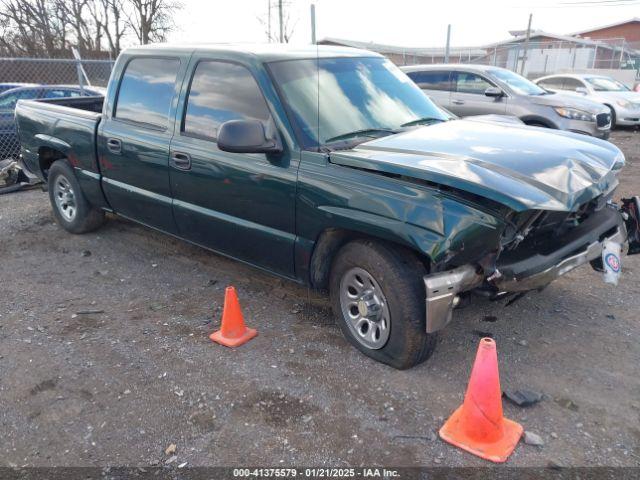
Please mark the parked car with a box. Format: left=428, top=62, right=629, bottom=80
left=534, top=74, right=640, bottom=127
left=402, top=64, right=612, bottom=139
left=0, top=82, right=39, bottom=95
left=15, top=45, right=640, bottom=369
left=0, top=84, right=104, bottom=159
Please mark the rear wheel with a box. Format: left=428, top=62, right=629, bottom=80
left=48, top=160, right=105, bottom=234
left=329, top=240, right=437, bottom=369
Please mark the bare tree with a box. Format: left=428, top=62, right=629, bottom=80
left=0, top=0, right=70, bottom=55
left=88, top=0, right=127, bottom=56
left=257, top=0, right=297, bottom=43
left=59, top=0, right=96, bottom=54
left=126, top=0, right=179, bottom=45
left=0, top=0, right=179, bottom=56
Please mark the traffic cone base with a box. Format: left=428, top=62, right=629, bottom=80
left=438, top=337, right=523, bottom=463
left=209, top=286, right=257, bottom=348
left=209, top=327, right=257, bottom=348
left=439, top=405, right=523, bottom=463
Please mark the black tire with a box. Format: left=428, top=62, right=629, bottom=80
left=48, top=160, right=105, bottom=234
left=329, top=239, right=437, bottom=369
left=524, top=121, right=549, bottom=128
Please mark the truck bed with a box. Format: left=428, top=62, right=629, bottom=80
left=38, top=95, right=105, bottom=113
left=15, top=96, right=108, bottom=209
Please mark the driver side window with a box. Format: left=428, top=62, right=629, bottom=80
left=182, top=61, right=271, bottom=142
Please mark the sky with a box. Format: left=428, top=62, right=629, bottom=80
left=168, top=0, right=640, bottom=48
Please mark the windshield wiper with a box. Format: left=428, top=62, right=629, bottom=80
left=324, top=128, right=397, bottom=143
left=400, top=117, right=446, bottom=128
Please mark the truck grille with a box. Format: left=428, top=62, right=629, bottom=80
left=503, top=193, right=610, bottom=252
left=596, top=112, right=611, bottom=128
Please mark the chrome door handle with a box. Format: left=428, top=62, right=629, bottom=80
left=452, top=99, right=465, bottom=105
left=170, top=151, right=192, bottom=170
left=106, top=137, right=122, bottom=154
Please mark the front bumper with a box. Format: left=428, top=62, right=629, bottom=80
left=423, top=206, right=628, bottom=333
left=494, top=224, right=625, bottom=292
left=615, top=106, right=640, bottom=126
left=557, top=116, right=610, bottom=139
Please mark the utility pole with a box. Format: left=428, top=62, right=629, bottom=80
left=520, top=13, right=532, bottom=75
left=267, top=0, right=272, bottom=42
left=310, top=3, right=316, bottom=44
left=444, top=24, right=451, bottom=63
left=279, top=0, right=284, bottom=43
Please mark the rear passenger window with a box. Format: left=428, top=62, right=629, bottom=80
left=115, top=57, right=180, bottom=129
left=183, top=61, right=271, bottom=141
left=406, top=71, right=451, bottom=91
left=455, top=72, right=493, bottom=94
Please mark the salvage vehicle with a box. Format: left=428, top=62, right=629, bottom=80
left=15, top=45, right=640, bottom=369
left=402, top=64, right=612, bottom=139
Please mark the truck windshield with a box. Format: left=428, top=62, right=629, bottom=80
left=268, top=57, right=448, bottom=149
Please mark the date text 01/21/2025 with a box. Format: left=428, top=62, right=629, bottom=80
left=232, top=467, right=401, bottom=477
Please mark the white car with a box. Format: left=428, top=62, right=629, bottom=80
left=535, top=73, right=640, bottom=127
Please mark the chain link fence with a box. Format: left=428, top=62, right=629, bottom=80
left=0, top=55, right=114, bottom=160
left=465, top=38, right=638, bottom=79
left=388, top=37, right=639, bottom=80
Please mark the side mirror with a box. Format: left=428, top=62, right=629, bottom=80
left=217, top=119, right=282, bottom=154
left=484, top=87, right=504, bottom=98
left=575, top=87, right=588, bottom=95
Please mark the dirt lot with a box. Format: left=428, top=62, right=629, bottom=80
left=1, top=130, right=639, bottom=469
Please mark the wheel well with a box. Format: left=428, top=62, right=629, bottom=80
left=308, top=228, right=430, bottom=290
left=521, top=117, right=555, bottom=128
left=603, top=104, right=616, bottom=120
left=38, top=147, right=66, bottom=179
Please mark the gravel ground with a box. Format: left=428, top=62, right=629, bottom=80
left=1, top=130, right=639, bottom=468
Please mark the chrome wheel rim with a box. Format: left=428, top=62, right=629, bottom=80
left=339, top=267, right=391, bottom=350
left=53, top=175, right=76, bottom=222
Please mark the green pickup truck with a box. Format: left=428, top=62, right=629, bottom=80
left=15, top=44, right=640, bottom=369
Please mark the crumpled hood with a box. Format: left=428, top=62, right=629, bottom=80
left=529, top=92, right=607, bottom=113
left=329, top=119, right=624, bottom=212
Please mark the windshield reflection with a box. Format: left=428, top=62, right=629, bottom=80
left=269, top=57, right=448, bottom=148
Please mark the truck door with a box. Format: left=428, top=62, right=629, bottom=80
left=98, top=55, right=186, bottom=233
left=168, top=57, right=297, bottom=277
left=450, top=71, right=507, bottom=117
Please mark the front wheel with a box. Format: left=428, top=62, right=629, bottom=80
left=329, top=240, right=437, bottom=369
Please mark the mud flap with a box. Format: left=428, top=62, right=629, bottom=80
left=621, top=197, right=640, bottom=255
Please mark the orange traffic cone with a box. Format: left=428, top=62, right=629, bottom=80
left=209, top=286, right=257, bottom=347
left=439, top=337, right=523, bottom=463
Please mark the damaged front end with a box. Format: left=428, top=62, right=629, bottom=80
left=423, top=195, right=640, bottom=334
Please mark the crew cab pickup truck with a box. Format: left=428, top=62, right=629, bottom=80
left=15, top=44, right=640, bottom=369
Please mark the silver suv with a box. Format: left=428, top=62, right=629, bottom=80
left=402, top=64, right=611, bottom=139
